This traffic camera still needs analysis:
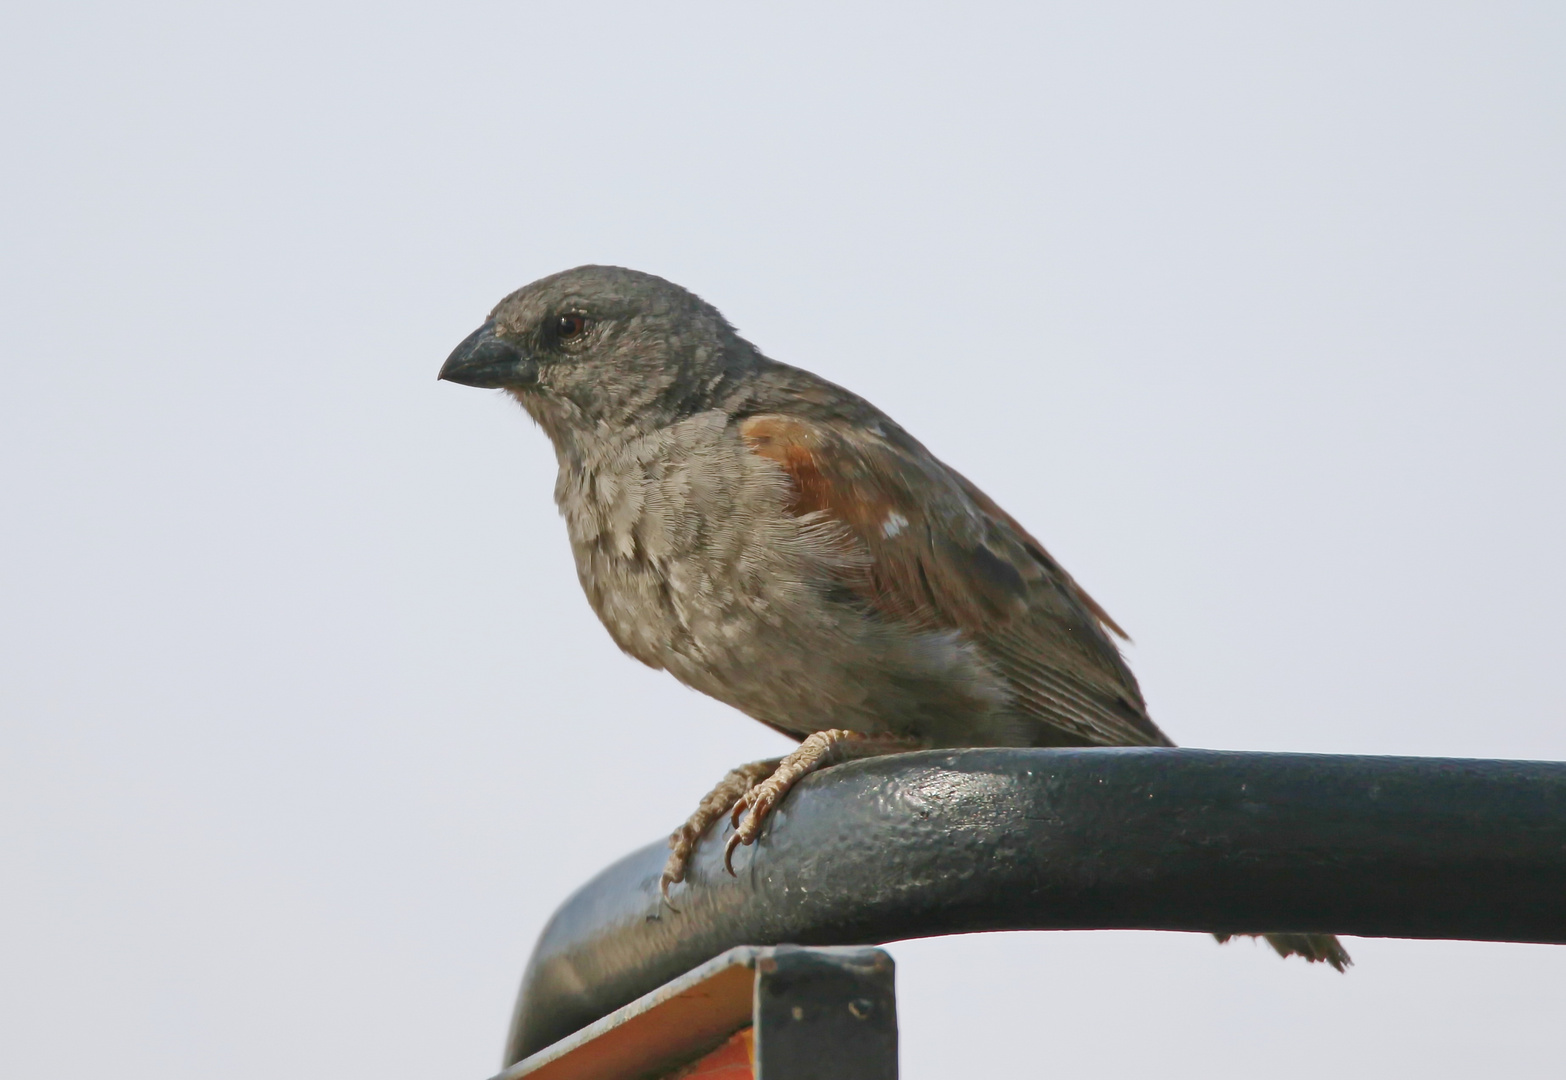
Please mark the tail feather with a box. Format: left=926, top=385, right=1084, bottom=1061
left=1213, top=932, right=1352, bottom=972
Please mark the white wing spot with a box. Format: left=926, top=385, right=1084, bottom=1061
left=882, top=512, right=909, bottom=538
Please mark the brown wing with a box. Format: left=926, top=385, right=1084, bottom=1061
left=739, top=413, right=1172, bottom=748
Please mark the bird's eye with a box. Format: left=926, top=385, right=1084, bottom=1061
left=556, top=314, right=588, bottom=341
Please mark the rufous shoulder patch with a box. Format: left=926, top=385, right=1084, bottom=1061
left=739, top=415, right=837, bottom=516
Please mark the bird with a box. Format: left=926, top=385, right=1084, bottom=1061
left=438, top=264, right=1350, bottom=971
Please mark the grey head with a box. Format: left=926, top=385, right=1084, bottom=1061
left=438, top=265, right=759, bottom=443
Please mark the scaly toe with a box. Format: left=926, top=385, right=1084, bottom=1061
left=660, top=849, right=691, bottom=900
left=659, top=860, right=682, bottom=892
left=728, top=794, right=753, bottom=828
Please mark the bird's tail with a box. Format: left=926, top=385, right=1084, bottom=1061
left=1213, top=932, right=1352, bottom=972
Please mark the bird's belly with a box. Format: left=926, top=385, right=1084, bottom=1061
left=576, top=542, right=1017, bottom=745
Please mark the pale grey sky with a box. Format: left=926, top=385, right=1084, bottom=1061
left=2, top=3, right=1563, bottom=1077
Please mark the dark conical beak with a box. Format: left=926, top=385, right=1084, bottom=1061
left=438, top=321, right=534, bottom=388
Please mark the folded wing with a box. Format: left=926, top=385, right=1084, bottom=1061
left=739, top=413, right=1171, bottom=749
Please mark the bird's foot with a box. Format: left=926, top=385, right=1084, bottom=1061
left=661, top=758, right=780, bottom=899
left=722, top=729, right=924, bottom=875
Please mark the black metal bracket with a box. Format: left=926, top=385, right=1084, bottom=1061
left=755, top=947, right=896, bottom=1080
left=504, top=747, right=1566, bottom=1065
left=493, top=945, right=896, bottom=1080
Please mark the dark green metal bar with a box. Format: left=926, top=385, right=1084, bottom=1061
left=505, top=747, right=1566, bottom=1064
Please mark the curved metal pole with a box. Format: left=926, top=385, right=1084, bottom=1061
left=506, top=747, right=1566, bottom=1063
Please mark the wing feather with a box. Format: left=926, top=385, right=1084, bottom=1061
left=739, top=413, right=1171, bottom=749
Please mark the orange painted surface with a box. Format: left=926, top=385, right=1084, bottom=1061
left=673, top=1027, right=754, bottom=1079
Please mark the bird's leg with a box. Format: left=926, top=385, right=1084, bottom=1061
left=724, top=729, right=925, bottom=874
left=661, top=758, right=781, bottom=898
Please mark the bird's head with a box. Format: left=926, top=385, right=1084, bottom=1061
left=439, top=265, right=751, bottom=442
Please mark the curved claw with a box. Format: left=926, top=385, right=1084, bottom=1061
left=723, top=830, right=744, bottom=876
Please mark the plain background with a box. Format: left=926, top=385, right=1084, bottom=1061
left=3, top=3, right=1563, bottom=1077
